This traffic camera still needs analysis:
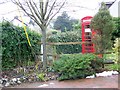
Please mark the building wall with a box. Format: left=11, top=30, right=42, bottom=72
left=118, top=1, right=120, bottom=17
left=109, top=0, right=120, bottom=17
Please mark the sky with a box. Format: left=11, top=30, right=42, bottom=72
left=0, top=0, right=116, bottom=26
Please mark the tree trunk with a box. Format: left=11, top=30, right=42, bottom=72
left=41, top=28, right=47, bottom=70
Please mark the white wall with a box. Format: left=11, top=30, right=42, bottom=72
left=109, top=0, right=120, bottom=17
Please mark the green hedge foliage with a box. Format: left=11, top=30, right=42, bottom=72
left=1, top=21, right=41, bottom=70
left=53, top=54, right=104, bottom=81
left=47, top=31, right=82, bottom=54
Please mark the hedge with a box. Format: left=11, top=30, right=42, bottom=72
left=53, top=54, right=104, bottom=81
left=47, top=31, right=82, bottom=54
left=1, top=21, right=41, bottom=70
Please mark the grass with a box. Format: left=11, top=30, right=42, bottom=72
left=103, top=53, right=119, bottom=71
left=103, top=53, right=116, bottom=60
left=104, top=64, right=119, bottom=71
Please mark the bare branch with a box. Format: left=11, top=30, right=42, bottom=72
left=12, top=0, right=42, bottom=28
left=46, top=0, right=66, bottom=26
left=39, top=0, right=44, bottom=19
left=11, top=0, right=66, bottom=69
left=28, top=0, right=43, bottom=23
left=45, top=0, right=57, bottom=21
left=44, top=0, right=49, bottom=17
left=12, top=0, right=66, bottom=29
left=31, top=0, right=42, bottom=17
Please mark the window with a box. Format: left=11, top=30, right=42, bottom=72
left=85, top=25, right=90, bottom=29
left=85, top=32, right=90, bottom=35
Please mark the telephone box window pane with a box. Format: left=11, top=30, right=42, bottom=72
left=85, top=32, right=90, bottom=35
left=85, top=28, right=91, bottom=32
left=85, top=36, right=91, bottom=39
left=85, top=25, right=90, bottom=28
left=85, top=25, right=91, bottom=32
left=85, top=44, right=93, bottom=46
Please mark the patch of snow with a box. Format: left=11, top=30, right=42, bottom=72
left=86, top=71, right=119, bottom=79
left=2, top=78, right=8, bottom=81
left=17, top=81, right=21, bottom=84
left=96, top=71, right=112, bottom=77
left=96, top=71, right=119, bottom=77
left=12, top=78, right=17, bottom=82
left=49, top=82, right=54, bottom=85
left=38, top=84, right=49, bottom=87
left=5, top=82, right=10, bottom=87
left=111, top=71, right=119, bottom=75
left=86, top=75, right=95, bottom=78
left=17, top=78, right=20, bottom=81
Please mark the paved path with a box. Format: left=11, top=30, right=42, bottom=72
left=10, top=75, right=118, bottom=88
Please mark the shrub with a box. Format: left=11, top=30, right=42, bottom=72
left=37, top=73, right=45, bottom=81
left=47, top=31, right=82, bottom=54
left=1, top=21, right=41, bottom=70
left=52, top=54, right=104, bottom=81
left=105, top=64, right=119, bottom=71
left=112, top=38, right=120, bottom=72
left=113, top=38, right=120, bottom=63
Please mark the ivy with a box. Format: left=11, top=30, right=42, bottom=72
left=1, top=21, right=41, bottom=71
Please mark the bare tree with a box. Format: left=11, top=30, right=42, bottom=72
left=11, top=0, right=66, bottom=70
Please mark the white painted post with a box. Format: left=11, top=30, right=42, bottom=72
left=41, top=43, right=43, bottom=62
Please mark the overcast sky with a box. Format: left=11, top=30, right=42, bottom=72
left=0, top=0, right=115, bottom=25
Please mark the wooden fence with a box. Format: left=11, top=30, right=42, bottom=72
left=36, top=41, right=113, bottom=61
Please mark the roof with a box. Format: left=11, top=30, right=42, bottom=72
left=109, top=0, right=120, bottom=17
left=105, top=1, right=115, bottom=8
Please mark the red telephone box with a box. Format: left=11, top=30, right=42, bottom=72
left=81, top=16, right=95, bottom=54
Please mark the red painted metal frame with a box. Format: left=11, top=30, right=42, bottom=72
left=81, top=16, right=95, bottom=54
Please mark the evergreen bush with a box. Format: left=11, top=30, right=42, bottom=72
left=53, top=54, right=104, bottom=81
